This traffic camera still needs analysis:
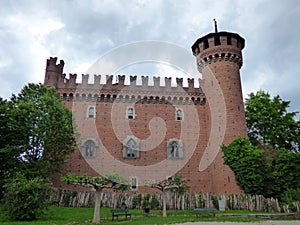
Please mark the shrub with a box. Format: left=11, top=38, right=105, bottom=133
left=132, top=193, right=142, bottom=209
left=3, top=173, right=50, bottom=221
left=150, top=194, right=160, bottom=209
left=142, top=193, right=151, bottom=208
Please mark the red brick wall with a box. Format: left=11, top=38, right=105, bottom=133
left=48, top=31, right=247, bottom=194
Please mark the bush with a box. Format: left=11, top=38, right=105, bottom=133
left=283, top=189, right=300, bottom=202
left=142, top=193, right=151, bottom=208
left=132, top=194, right=142, bottom=209
left=150, top=194, right=160, bottom=209
left=3, top=173, right=50, bottom=221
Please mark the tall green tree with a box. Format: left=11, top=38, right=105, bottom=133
left=223, top=90, right=300, bottom=199
left=245, top=90, right=299, bottom=151
left=3, top=83, right=76, bottom=180
left=0, top=98, right=17, bottom=194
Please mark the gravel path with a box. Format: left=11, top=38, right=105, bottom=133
left=172, top=221, right=300, bottom=225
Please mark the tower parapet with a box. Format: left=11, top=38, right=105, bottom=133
left=44, top=57, right=65, bottom=87
left=192, top=31, right=245, bottom=72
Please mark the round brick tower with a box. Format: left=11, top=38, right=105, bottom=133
left=191, top=26, right=248, bottom=193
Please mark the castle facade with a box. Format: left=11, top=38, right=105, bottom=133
left=45, top=29, right=247, bottom=193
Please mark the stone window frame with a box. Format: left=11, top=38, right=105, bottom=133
left=87, top=105, right=96, bottom=118
left=80, top=138, right=99, bottom=158
left=122, top=135, right=140, bottom=159
left=130, top=176, right=138, bottom=191
left=175, top=108, right=184, bottom=121
left=126, top=106, right=135, bottom=119
left=167, top=138, right=184, bottom=159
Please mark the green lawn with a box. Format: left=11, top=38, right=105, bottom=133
left=0, top=206, right=298, bottom=225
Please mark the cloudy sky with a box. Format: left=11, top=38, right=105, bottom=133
left=1, top=0, right=300, bottom=118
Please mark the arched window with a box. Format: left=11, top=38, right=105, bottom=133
left=167, top=139, right=183, bottom=159
left=176, top=108, right=183, bottom=121
left=88, top=106, right=95, bottom=118
left=126, top=106, right=135, bottom=119
left=126, top=139, right=136, bottom=158
left=123, top=136, right=140, bottom=159
left=170, top=141, right=179, bottom=158
left=81, top=139, right=98, bottom=158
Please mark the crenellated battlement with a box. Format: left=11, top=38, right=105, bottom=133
left=191, top=31, right=244, bottom=55
left=191, top=31, right=244, bottom=72
left=46, top=57, right=65, bottom=73
left=44, top=57, right=204, bottom=102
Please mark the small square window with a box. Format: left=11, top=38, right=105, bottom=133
left=176, top=108, right=183, bottom=121
left=126, top=106, right=135, bottom=119
left=131, top=177, right=138, bottom=190
left=88, top=106, right=95, bottom=118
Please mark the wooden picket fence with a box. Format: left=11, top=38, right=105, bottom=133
left=49, top=189, right=300, bottom=213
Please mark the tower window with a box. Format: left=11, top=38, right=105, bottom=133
left=176, top=108, right=183, bottom=121
left=126, top=106, right=135, bottom=119
left=88, top=106, right=95, bottom=118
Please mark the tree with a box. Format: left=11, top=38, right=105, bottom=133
left=4, top=83, right=76, bottom=179
left=0, top=98, right=17, bottom=195
left=222, top=136, right=300, bottom=199
left=62, top=172, right=130, bottom=224
left=245, top=90, right=299, bottom=151
left=273, top=148, right=300, bottom=196
left=146, top=173, right=189, bottom=217
left=221, top=137, right=265, bottom=195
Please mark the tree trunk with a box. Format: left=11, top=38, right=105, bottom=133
left=162, top=190, right=167, bottom=217
left=93, top=190, right=101, bottom=224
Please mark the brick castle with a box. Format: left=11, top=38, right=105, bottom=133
left=44, top=28, right=247, bottom=194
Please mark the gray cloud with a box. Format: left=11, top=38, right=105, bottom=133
left=0, top=0, right=299, bottom=118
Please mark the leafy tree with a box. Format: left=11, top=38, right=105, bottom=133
left=221, top=137, right=264, bottom=195
left=222, top=136, right=300, bottom=199
left=3, top=172, right=50, bottom=221
left=0, top=98, right=18, bottom=195
left=273, top=148, right=300, bottom=196
left=245, top=90, right=299, bottom=151
left=146, top=173, right=189, bottom=217
left=4, top=83, right=76, bottom=179
left=62, top=172, right=130, bottom=224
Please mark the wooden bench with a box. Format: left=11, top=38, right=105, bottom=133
left=194, top=208, right=216, bottom=217
left=111, top=209, right=131, bottom=221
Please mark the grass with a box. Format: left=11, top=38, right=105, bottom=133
left=0, top=206, right=298, bottom=225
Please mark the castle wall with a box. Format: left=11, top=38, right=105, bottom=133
left=48, top=30, right=247, bottom=194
